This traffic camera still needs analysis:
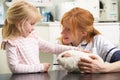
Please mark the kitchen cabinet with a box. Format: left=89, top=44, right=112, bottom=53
left=94, top=22, right=120, bottom=47
left=35, top=25, right=49, bottom=41
left=35, top=22, right=61, bottom=43
left=35, top=25, right=53, bottom=70
left=49, top=22, right=61, bottom=43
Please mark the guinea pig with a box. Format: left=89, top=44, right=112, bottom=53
left=57, top=50, right=103, bottom=72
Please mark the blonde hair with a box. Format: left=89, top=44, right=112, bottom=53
left=1, top=1, right=40, bottom=49
left=60, top=7, right=100, bottom=44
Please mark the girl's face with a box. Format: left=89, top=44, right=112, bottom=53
left=61, top=22, right=85, bottom=46
left=22, top=18, right=36, bottom=37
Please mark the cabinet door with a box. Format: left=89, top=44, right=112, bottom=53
left=94, top=23, right=120, bottom=47
left=35, top=26, right=49, bottom=41
left=0, top=50, right=11, bottom=73
left=35, top=26, right=53, bottom=70
left=49, top=23, right=61, bottom=43
left=0, top=28, right=11, bottom=73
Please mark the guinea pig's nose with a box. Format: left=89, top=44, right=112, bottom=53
left=57, top=59, right=59, bottom=62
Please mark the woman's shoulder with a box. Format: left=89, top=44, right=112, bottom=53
left=94, top=34, right=107, bottom=41
left=94, top=34, right=104, bottom=39
left=93, top=34, right=113, bottom=45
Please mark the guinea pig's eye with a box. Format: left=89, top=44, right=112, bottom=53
left=62, top=55, right=64, bottom=57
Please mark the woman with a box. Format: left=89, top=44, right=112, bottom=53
left=52, top=7, right=120, bottom=73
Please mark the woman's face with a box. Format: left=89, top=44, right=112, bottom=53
left=61, top=25, right=73, bottom=45
left=61, top=22, right=85, bottom=46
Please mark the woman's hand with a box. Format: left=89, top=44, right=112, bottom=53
left=78, top=54, right=108, bottom=73
left=77, top=48, right=91, bottom=53
left=62, top=49, right=91, bottom=58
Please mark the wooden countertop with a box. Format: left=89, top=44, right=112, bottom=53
left=1, top=70, right=120, bottom=80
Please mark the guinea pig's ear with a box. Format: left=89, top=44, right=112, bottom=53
left=62, top=52, right=71, bottom=57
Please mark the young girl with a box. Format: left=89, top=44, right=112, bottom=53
left=52, top=7, right=120, bottom=73
left=1, top=1, right=80, bottom=73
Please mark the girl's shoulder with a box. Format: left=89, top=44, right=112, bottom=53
left=2, top=39, right=16, bottom=47
left=2, top=36, right=24, bottom=46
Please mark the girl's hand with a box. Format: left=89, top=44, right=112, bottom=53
left=43, top=63, right=51, bottom=72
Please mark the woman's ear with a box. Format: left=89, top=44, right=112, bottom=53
left=82, top=31, right=87, bottom=36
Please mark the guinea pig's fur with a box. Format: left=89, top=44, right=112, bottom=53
left=57, top=50, right=103, bottom=72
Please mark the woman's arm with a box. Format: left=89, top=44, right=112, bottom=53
left=105, top=61, right=120, bottom=72
left=78, top=54, right=120, bottom=73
